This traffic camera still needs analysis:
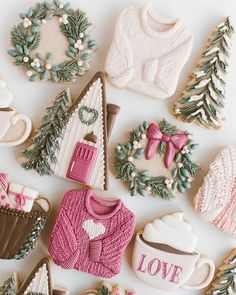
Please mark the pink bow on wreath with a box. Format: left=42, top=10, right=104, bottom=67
left=8, top=189, right=34, bottom=211
left=145, top=123, right=188, bottom=168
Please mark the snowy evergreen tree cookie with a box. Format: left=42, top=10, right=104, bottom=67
left=8, top=0, right=96, bottom=82
left=174, top=17, right=234, bottom=129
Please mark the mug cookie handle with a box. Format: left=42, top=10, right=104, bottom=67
left=0, top=113, right=32, bottom=147
left=183, top=256, right=215, bottom=290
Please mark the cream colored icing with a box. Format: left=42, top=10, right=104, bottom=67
left=23, top=263, right=49, bottom=295
left=51, top=78, right=105, bottom=190
left=143, top=212, right=197, bottom=252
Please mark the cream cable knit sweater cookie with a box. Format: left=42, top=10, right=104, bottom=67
left=194, top=146, right=236, bottom=237
left=105, top=4, right=193, bottom=99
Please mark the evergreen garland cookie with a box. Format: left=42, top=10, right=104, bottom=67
left=174, top=17, right=234, bottom=129
left=114, top=120, right=199, bottom=199
left=82, top=282, right=135, bottom=295
left=8, top=0, right=96, bottom=82
left=207, top=249, right=236, bottom=295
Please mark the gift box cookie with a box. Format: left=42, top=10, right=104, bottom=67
left=132, top=212, right=215, bottom=291
left=21, top=72, right=120, bottom=191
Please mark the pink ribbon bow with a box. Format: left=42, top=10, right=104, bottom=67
left=145, top=123, right=188, bottom=168
left=8, top=188, right=34, bottom=211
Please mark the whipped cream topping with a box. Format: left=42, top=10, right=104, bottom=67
left=143, top=212, right=197, bottom=253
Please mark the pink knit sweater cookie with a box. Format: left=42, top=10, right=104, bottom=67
left=48, top=188, right=135, bottom=278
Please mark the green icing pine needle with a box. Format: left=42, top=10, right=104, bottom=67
left=0, top=275, right=17, bottom=295
left=22, top=89, right=71, bottom=176
left=174, top=17, right=234, bottom=129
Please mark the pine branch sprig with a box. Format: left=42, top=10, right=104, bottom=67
left=22, top=89, right=71, bottom=175
left=0, top=274, right=17, bottom=295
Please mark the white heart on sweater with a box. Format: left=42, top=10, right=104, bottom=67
left=82, top=219, right=106, bottom=240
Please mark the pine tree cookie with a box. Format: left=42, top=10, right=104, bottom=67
left=21, top=72, right=120, bottom=191
left=174, top=17, right=234, bottom=129
left=114, top=120, right=199, bottom=199
left=8, top=0, right=96, bottom=82
left=207, top=249, right=236, bottom=295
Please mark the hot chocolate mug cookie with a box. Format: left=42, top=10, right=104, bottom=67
left=132, top=212, right=215, bottom=291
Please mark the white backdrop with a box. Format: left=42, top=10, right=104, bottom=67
left=0, top=0, right=236, bottom=294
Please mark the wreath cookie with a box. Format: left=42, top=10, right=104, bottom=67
left=8, top=0, right=96, bottom=82
left=114, top=120, right=199, bottom=199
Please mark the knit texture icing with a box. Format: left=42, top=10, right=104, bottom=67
left=194, top=146, right=236, bottom=237
left=48, top=188, right=135, bottom=278
left=105, top=4, right=193, bottom=99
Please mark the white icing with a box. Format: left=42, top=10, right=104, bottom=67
left=51, top=78, right=106, bottom=190
left=24, top=263, right=49, bottom=295
left=143, top=212, right=198, bottom=252
left=82, top=219, right=106, bottom=240
left=0, top=78, right=13, bottom=108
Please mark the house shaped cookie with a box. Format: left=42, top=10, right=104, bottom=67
left=22, top=72, right=120, bottom=191
left=0, top=257, right=68, bottom=295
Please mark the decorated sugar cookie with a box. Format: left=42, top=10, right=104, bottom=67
left=132, top=212, right=215, bottom=291
left=0, top=257, right=68, bottom=295
left=49, top=188, right=135, bottom=278
left=207, top=249, right=236, bottom=295
left=194, top=146, right=236, bottom=238
left=0, top=173, right=51, bottom=260
left=0, top=76, right=32, bottom=147
left=174, top=17, right=234, bottom=129
left=105, top=4, right=193, bottom=99
left=21, top=72, right=120, bottom=191
left=82, top=282, right=135, bottom=295
left=114, top=120, right=199, bottom=199
left=8, top=0, right=96, bottom=82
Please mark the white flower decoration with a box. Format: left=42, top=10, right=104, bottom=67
left=31, top=58, right=40, bottom=68
left=141, top=133, right=146, bottom=139
left=77, top=61, right=83, bottom=67
left=79, top=32, right=84, bottom=38
left=23, top=18, right=32, bottom=28
left=59, top=3, right=64, bottom=9
left=26, top=70, right=33, bottom=77
left=131, top=172, right=136, bottom=178
left=164, top=178, right=173, bottom=189
left=46, top=64, right=52, bottom=70
left=175, top=108, right=181, bottom=114
left=42, top=19, right=47, bottom=25
left=177, top=162, right=183, bottom=168
left=59, top=14, right=68, bottom=25
left=74, top=39, right=83, bottom=50
left=23, top=56, right=29, bottom=63
left=146, top=186, right=152, bottom=192
left=128, top=156, right=133, bottom=162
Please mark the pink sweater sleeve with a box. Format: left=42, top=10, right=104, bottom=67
left=99, top=211, right=135, bottom=276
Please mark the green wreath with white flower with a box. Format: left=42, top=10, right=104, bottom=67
left=8, top=0, right=96, bottom=82
left=114, top=120, right=200, bottom=199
